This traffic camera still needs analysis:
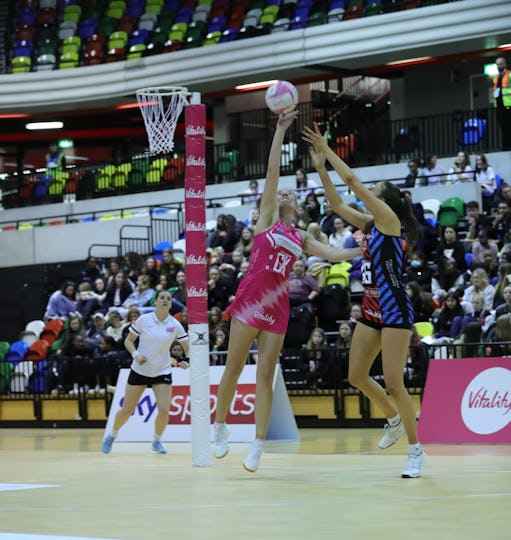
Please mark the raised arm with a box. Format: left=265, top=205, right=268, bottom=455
left=303, top=123, right=399, bottom=233
left=299, top=229, right=362, bottom=262
left=257, top=111, right=298, bottom=233
left=308, top=139, right=372, bottom=232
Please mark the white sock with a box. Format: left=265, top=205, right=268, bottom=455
left=409, top=443, right=421, bottom=455
left=111, top=430, right=118, bottom=438
left=254, top=438, right=264, bottom=446
left=388, top=414, right=401, bottom=427
left=154, top=434, right=161, bottom=442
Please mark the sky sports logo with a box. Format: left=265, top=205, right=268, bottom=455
left=119, top=384, right=255, bottom=424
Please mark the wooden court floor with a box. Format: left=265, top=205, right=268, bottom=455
left=0, top=428, right=509, bottom=540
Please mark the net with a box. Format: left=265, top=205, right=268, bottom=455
left=136, top=86, right=190, bottom=154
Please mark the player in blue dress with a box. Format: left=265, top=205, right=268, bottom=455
left=303, top=123, right=427, bottom=478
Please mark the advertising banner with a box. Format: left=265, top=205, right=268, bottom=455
left=105, top=365, right=299, bottom=443
left=418, top=357, right=511, bottom=444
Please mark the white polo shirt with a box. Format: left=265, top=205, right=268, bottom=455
left=128, top=311, right=188, bottom=377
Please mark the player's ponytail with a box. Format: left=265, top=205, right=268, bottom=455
left=380, top=181, right=419, bottom=255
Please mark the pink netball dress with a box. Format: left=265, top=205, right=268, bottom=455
left=227, top=219, right=303, bottom=334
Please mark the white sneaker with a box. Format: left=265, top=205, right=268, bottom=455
left=402, top=449, right=427, bottom=478
left=214, top=423, right=230, bottom=459
left=378, top=419, right=405, bottom=449
left=243, top=440, right=263, bottom=473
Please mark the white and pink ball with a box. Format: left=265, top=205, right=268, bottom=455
left=265, top=80, right=299, bottom=115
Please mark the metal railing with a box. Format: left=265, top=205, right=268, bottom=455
left=1, top=342, right=505, bottom=427
left=0, top=105, right=501, bottom=212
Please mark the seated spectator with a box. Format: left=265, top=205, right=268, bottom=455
left=105, top=258, right=123, bottom=286
left=404, top=252, right=433, bottom=292
left=56, top=333, right=92, bottom=395
left=465, top=200, right=493, bottom=242
left=237, top=179, right=260, bottom=205
left=471, top=229, right=499, bottom=269
left=210, top=328, right=229, bottom=366
left=104, top=271, right=134, bottom=309
left=421, top=153, right=445, bottom=186
left=475, top=154, right=497, bottom=197
left=45, top=281, right=77, bottom=320
left=219, top=247, right=245, bottom=281
left=123, top=251, right=145, bottom=284
left=446, top=151, right=474, bottom=183
left=433, top=292, right=464, bottom=339
left=491, top=182, right=511, bottom=211
left=319, top=200, right=340, bottom=237
left=160, top=248, right=183, bottom=282
left=328, top=216, right=358, bottom=250
left=490, top=200, right=511, bottom=247
left=405, top=281, right=433, bottom=322
left=495, top=285, right=511, bottom=319
left=304, top=192, right=321, bottom=222
left=121, top=307, right=142, bottom=343
left=334, top=322, right=352, bottom=380
left=435, top=226, right=467, bottom=273
left=120, top=274, right=154, bottom=311
left=207, top=214, right=227, bottom=248
left=55, top=314, right=86, bottom=357
left=405, top=326, right=430, bottom=386
left=142, top=255, right=160, bottom=288
left=175, top=307, right=188, bottom=332
left=247, top=207, right=259, bottom=229
left=208, top=306, right=228, bottom=343
left=172, top=269, right=187, bottom=308
left=301, top=327, right=331, bottom=389
left=349, top=303, right=361, bottom=329
left=91, top=334, right=124, bottom=396
left=451, top=292, right=489, bottom=339
left=488, top=313, right=511, bottom=356
left=431, top=258, right=465, bottom=303
left=78, top=256, right=103, bottom=285
left=84, top=311, right=106, bottom=352
left=236, top=226, right=254, bottom=259
left=104, top=309, right=126, bottom=347
left=170, top=341, right=187, bottom=367
left=404, top=158, right=422, bottom=187
left=289, top=259, right=321, bottom=307
left=295, top=167, right=322, bottom=203
left=452, top=321, right=485, bottom=358
left=207, top=265, right=234, bottom=311
left=492, top=262, right=511, bottom=308
left=76, top=282, right=101, bottom=324
left=463, top=267, right=494, bottom=312
left=294, top=203, right=310, bottom=231
left=92, top=277, right=107, bottom=307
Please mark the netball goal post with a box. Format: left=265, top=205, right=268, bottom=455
left=136, top=87, right=210, bottom=467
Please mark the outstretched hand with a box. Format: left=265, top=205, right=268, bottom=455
left=309, top=143, right=326, bottom=170
left=277, top=109, right=299, bottom=129
left=302, top=122, right=328, bottom=150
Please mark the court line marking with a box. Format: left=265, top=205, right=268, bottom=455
left=1, top=492, right=509, bottom=513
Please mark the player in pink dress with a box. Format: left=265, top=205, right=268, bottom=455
left=213, top=110, right=362, bottom=473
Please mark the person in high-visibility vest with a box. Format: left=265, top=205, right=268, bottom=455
left=46, top=141, right=66, bottom=170
left=493, top=57, right=511, bottom=150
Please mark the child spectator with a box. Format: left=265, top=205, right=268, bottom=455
left=301, top=327, right=331, bottom=390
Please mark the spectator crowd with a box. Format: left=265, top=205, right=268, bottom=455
left=3, top=155, right=511, bottom=395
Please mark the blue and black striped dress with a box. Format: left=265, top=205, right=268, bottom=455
left=359, top=225, right=414, bottom=330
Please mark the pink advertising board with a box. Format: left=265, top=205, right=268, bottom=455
left=418, top=357, right=511, bottom=444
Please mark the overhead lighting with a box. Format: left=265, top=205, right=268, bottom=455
left=385, top=56, right=432, bottom=66
left=235, top=80, right=278, bottom=91
left=498, top=43, right=511, bottom=50
left=25, top=121, right=64, bottom=130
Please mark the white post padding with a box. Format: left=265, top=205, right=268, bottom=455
left=189, top=323, right=212, bottom=467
